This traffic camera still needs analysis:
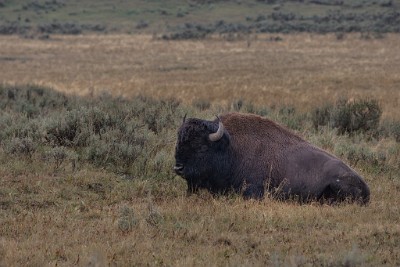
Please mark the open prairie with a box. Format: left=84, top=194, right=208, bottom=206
left=1, top=33, right=400, bottom=118
left=0, top=34, right=400, bottom=266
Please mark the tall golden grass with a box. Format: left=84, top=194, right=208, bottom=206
left=1, top=34, right=399, bottom=118
left=0, top=165, right=399, bottom=266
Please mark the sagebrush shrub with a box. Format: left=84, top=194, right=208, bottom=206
left=379, top=120, right=400, bottom=142
left=332, top=98, right=382, bottom=134
left=5, top=137, right=36, bottom=159
left=0, top=84, right=397, bottom=178
left=312, top=98, right=382, bottom=134
left=0, top=84, right=70, bottom=116
left=43, top=110, right=82, bottom=147
left=44, top=146, right=68, bottom=170
left=311, top=104, right=332, bottom=130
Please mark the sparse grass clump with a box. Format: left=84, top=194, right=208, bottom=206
left=117, top=205, right=137, bottom=232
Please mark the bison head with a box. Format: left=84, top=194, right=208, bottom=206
left=174, top=116, right=231, bottom=193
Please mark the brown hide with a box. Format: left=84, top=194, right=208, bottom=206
left=218, top=113, right=305, bottom=188
left=175, top=112, right=370, bottom=204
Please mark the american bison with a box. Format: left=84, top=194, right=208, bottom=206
left=174, top=112, right=370, bottom=204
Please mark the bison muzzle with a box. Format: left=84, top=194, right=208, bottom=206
left=174, top=112, right=370, bottom=204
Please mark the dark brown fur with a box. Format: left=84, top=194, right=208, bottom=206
left=174, top=112, right=370, bottom=204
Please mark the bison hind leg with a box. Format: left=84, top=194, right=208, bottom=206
left=319, top=176, right=370, bottom=205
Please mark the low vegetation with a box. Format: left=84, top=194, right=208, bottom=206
left=1, top=85, right=399, bottom=178
left=0, top=84, right=399, bottom=265
left=1, top=0, right=400, bottom=37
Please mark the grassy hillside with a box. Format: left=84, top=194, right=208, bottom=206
left=0, top=84, right=399, bottom=266
left=1, top=0, right=400, bottom=36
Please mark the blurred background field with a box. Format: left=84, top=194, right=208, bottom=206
left=1, top=33, right=400, bottom=119
left=1, top=0, right=400, bottom=35
left=0, top=0, right=400, bottom=266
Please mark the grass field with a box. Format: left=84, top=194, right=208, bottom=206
left=0, top=33, right=400, bottom=266
left=1, top=33, right=400, bottom=119
left=1, top=13, right=400, bottom=265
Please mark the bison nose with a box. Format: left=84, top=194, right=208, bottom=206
left=174, top=164, right=184, bottom=175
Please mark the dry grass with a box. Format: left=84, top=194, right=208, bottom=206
left=1, top=34, right=400, bottom=118
left=1, top=34, right=400, bottom=266
left=0, top=164, right=399, bottom=266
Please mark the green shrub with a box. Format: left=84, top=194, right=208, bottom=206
left=1, top=84, right=398, bottom=179
left=42, top=109, right=83, bottom=147
left=312, top=98, right=382, bottom=134
left=0, top=114, right=43, bottom=147
left=386, top=142, right=400, bottom=170
left=276, top=106, right=307, bottom=131
left=5, top=137, right=36, bottom=159
left=151, top=149, right=174, bottom=177
left=128, top=96, right=181, bottom=134
left=379, top=120, right=400, bottom=142
left=306, top=126, right=338, bottom=152
left=0, top=85, right=185, bottom=177
left=83, top=120, right=161, bottom=175
left=332, top=98, right=381, bottom=134
left=0, top=84, right=70, bottom=116
left=44, top=146, right=68, bottom=171
left=335, top=142, right=372, bottom=166
left=311, top=104, right=332, bottom=130
left=333, top=139, right=389, bottom=171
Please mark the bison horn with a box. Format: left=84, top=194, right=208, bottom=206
left=209, top=119, right=225, bottom=142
